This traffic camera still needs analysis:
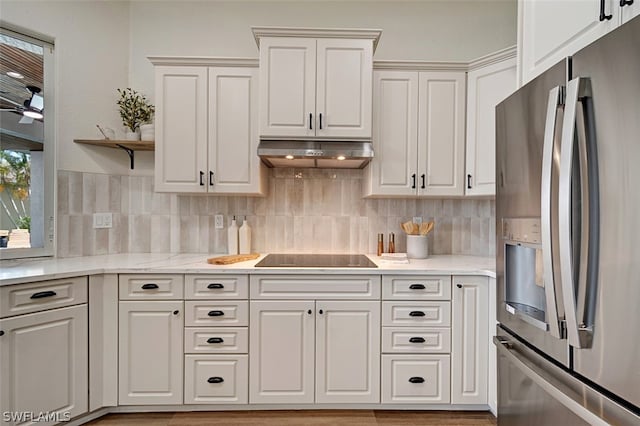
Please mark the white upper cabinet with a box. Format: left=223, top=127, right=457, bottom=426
left=417, top=71, right=466, bottom=196
left=365, top=71, right=418, bottom=196
left=152, top=59, right=266, bottom=195
left=465, top=54, right=517, bottom=196
left=518, top=0, right=623, bottom=85
left=258, top=38, right=316, bottom=138
left=254, top=28, right=379, bottom=140
left=364, top=68, right=465, bottom=197
left=154, top=66, right=208, bottom=193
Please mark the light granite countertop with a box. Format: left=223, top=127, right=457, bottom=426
left=0, top=253, right=496, bottom=286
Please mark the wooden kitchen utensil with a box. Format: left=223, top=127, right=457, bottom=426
left=419, top=221, right=435, bottom=235
left=208, top=253, right=260, bottom=265
left=401, top=221, right=414, bottom=234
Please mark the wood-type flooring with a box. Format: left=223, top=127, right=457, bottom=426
left=86, top=410, right=497, bottom=425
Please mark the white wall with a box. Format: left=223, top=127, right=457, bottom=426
left=2, top=0, right=516, bottom=175
left=1, top=0, right=133, bottom=174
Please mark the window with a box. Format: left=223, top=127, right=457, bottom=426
left=0, top=27, right=54, bottom=259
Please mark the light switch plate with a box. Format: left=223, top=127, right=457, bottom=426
left=214, top=215, right=224, bottom=229
left=412, top=216, right=423, bottom=225
left=93, top=213, right=113, bottom=229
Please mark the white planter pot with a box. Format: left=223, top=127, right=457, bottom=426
left=125, top=131, right=140, bottom=141
left=139, top=124, right=154, bottom=141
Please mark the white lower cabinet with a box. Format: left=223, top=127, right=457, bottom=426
left=249, top=299, right=381, bottom=404
left=184, top=355, right=248, bottom=404
left=118, top=301, right=184, bottom=405
left=0, top=304, right=88, bottom=424
left=382, top=354, right=451, bottom=404
left=451, top=276, right=489, bottom=405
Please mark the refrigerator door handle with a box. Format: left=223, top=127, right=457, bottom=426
left=558, top=77, right=599, bottom=349
left=541, top=85, right=564, bottom=339
left=494, top=336, right=609, bottom=426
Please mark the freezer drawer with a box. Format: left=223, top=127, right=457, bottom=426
left=495, top=327, right=639, bottom=426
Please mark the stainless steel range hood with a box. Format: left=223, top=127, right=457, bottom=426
left=257, top=140, right=374, bottom=169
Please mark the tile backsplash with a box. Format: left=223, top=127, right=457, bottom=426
left=56, top=169, right=495, bottom=258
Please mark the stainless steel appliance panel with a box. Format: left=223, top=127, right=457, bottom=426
left=496, top=59, right=569, bottom=366
left=566, top=16, right=640, bottom=409
left=496, top=327, right=640, bottom=426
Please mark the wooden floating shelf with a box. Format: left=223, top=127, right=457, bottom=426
left=74, top=139, right=155, bottom=169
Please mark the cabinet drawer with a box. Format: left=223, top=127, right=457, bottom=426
left=382, top=275, right=451, bottom=300
left=185, top=275, right=248, bottom=300
left=382, top=327, right=451, bottom=354
left=184, top=354, right=248, bottom=404
left=185, top=301, right=248, bottom=326
left=250, top=275, right=380, bottom=300
left=0, top=277, right=88, bottom=318
left=382, top=354, right=451, bottom=404
left=119, top=274, right=183, bottom=300
left=382, top=301, right=450, bottom=327
left=185, top=327, right=248, bottom=353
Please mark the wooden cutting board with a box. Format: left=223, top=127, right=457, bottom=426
left=207, top=253, right=260, bottom=265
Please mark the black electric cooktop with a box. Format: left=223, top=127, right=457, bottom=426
left=255, top=254, right=377, bottom=268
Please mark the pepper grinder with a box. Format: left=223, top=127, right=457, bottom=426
left=388, top=232, right=395, bottom=254
left=377, top=233, right=384, bottom=256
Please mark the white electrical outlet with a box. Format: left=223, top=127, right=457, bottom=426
left=214, top=215, right=224, bottom=229
left=93, top=213, right=113, bottom=229
left=412, top=216, right=423, bottom=224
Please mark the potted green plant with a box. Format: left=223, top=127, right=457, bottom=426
left=117, top=88, right=155, bottom=140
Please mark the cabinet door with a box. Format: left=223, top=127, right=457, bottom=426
left=0, top=305, right=88, bottom=423
left=620, top=1, right=640, bottom=23
left=465, top=58, right=517, bottom=196
left=259, top=37, right=316, bottom=137
left=249, top=300, right=315, bottom=403
left=316, top=39, right=372, bottom=138
left=315, top=301, right=380, bottom=403
left=417, top=71, right=466, bottom=196
left=118, top=301, right=183, bottom=405
left=208, top=67, right=264, bottom=195
left=451, top=276, right=489, bottom=404
left=155, top=66, right=208, bottom=193
left=519, top=0, right=618, bottom=84
left=364, top=71, right=418, bottom=197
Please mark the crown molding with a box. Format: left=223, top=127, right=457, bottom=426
left=148, top=57, right=259, bottom=67
left=467, top=45, right=517, bottom=71
left=251, top=26, right=383, bottom=52
left=373, top=60, right=468, bottom=71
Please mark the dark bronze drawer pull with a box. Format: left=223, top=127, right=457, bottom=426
left=409, top=311, right=425, bottom=317
left=30, top=291, right=57, bottom=299
left=141, top=283, right=159, bottom=290
left=208, top=310, right=225, bottom=317
left=409, top=377, right=425, bottom=384
left=207, top=283, right=224, bottom=289
left=409, top=337, right=426, bottom=343
left=409, top=284, right=425, bottom=290
left=207, top=377, right=224, bottom=384
left=207, top=337, right=224, bottom=344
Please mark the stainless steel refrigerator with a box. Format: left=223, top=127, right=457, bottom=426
left=495, top=16, right=640, bottom=425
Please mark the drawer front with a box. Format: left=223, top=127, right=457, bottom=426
left=250, top=275, right=380, bottom=300
left=119, top=274, right=184, bottom=300
left=382, top=301, right=450, bottom=327
left=184, top=354, right=248, bottom=404
left=382, top=275, right=451, bottom=300
left=185, top=301, right=248, bottom=327
left=382, top=354, right=451, bottom=404
left=185, top=275, right=248, bottom=300
left=0, top=277, right=88, bottom=318
left=382, top=327, right=451, bottom=354
left=185, top=327, right=248, bottom=354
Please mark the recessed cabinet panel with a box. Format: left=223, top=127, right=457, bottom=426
left=118, top=274, right=184, bottom=300
left=382, top=301, right=451, bottom=327
left=155, top=66, right=208, bottom=193
left=185, top=301, right=248, bottom=327
left=0, top=305, right=88, bottom=421
left=184, top=275, right=249, bottom=300
left=382, top=354, right=451, bottom=404
left=382, top=275, right=451, bottom=300
left=184, top=327, right=248, bottom=354
left=316, top=39, right=372, bottom=138
left=418, top=72, right=466, bottom=196
left=315, top=301, right=380, bottom=403
left=249, top=301, right=315, bottom=403
left=0, top=276, right=87, bottom=318
left=184, top=354, right=248, bottom=404
left=382, top=327, right=451, bottom=354
left=208, top=68, right=261, bottom=193
left=250, top=275, right=380, bottom=300
left=259, top=38, right=316, bottom=137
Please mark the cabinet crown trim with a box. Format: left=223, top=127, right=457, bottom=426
left=148, top=56, right=258, bottom=67
left=373, top=60, right=468, bottom=71
left=251, top=26, right=383, bottom=51
left=467, top=45, right=517, bottom=71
